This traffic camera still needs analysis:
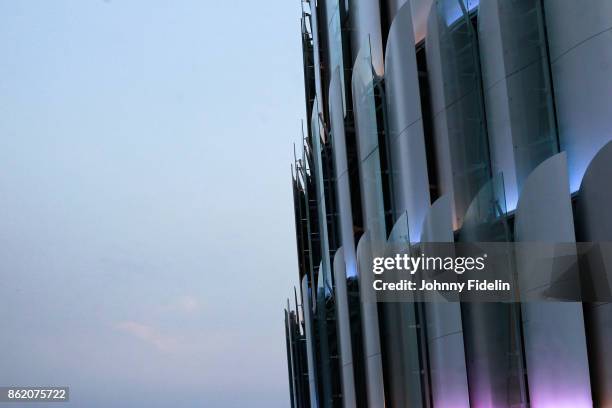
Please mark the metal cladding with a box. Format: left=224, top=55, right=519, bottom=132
left=329, top=71, right=359, bottom=408
left=543, top=0, right=612, bottom=192
left=385, top=1, right=431, bottom=241
left=332, top=249, right=357, bottom=408
left=477, top=0, right=558, bottom=211
left=329, top=69, right=356, bottom=278
left=576, top=141, right=612, bottom=407
left=349, top=0, right=384, bottom=76
left=285, top=1, right=612, bottom=406
left=515, top=153, right=593, bottom=408
left=381, top=214, right=424, bottom=407
left=421, top=196, right=470, bottom=408
left=458, top=174, right=528, bottom=408
left=426, top=0, right=491, bottom=229
left=356, top=233, right=386, bottom=407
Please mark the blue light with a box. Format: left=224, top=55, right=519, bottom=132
left=444, top=0, right=479, bottom=26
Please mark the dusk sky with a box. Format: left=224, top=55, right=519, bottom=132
left=0, top=1, right=304, bottom=406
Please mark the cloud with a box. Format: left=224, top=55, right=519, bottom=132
left=114, top=321, right=179, bottom=352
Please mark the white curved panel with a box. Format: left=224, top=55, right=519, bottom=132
left=349, top=0, right=384, bottom=75
left=355, top=233, right=386, bottom=407
left=576, top=141, right=612, bottom=407
left=330, top=69, right=357, bottom=278
left=385, top=2, right=431, bottom=242
left=514, top=153, right=592, bottom=408
left=351, top=45, right=388, bottom=406
left=514, top=153, right=574, bottom=241
left=352, top=45, right=387, bottom=243
left=543, top=0, right=612, bottom=61
left=385, top=3, right=421, bottom=131
left=543, top=1, right=612, bottom=192
left=333, top=248, right=357, bottom=408
left=420, top=195, right=453, bottom=244
left=301, top=275, right=319, bottom=408
left=420, top=195, right=470, bottom=408
left=577, top=141, right=612, bottom=241
left=388, top=211, right=409, bottom=245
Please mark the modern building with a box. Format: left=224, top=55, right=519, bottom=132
left=283, top=1, right=612, bottom=407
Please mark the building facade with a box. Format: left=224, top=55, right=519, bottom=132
left=283, top=1, right=612, bottom=407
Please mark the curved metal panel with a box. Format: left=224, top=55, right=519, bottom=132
left=478, top=0, right=558, bottom=211
left=330, top=69, right=357, bottom=277
left=349, top=0, right=384, bottom=75
left=351, top=43, right=389, bottom=407
left=577, top=141, right=612, bottom=241
left=333, top=249, right=357, bottom=408
left=385, top=2, right=431, bottom=242
left=355, top=233, right=386, bottom=407
left=543, top=0, right=612, bottom=61
left=420, top=195, right=470, bottom=408
left=352, top=45, right=387, bottom=244
left=543, top=0, right=612, bottom=192
left=380, top=214, right=424, bottom=407
left=514, top=153, right=575, bottom=241
left=385, top=2, right=421, bottom=135
left=576, top=141, right=612, bottom=407
left=515, top=153, right=592, bottom=408
left=458, top=174, right=529, bottom=408
left=301, top=275, right=319, bottom=408
left=420, top=195, right=453, bottom=244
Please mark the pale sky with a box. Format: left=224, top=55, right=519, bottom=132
left=0, top=1, right=304, bottom=406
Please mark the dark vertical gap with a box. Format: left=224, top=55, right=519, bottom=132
left=348, top=277, right=368, bottom=408
left=416, top=41, right=440, bottom=203
left=298, top=307, right=312, bottom=408
left=374, top=80, right=394, bottom=235
left=285, top=313, right=296, bottom=408
left=415, top=301, right=433, bottom=408
left=378, top=0, right=392, bottom=52
left=344, top=113, right=364, bottom=246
